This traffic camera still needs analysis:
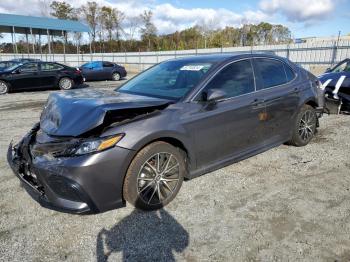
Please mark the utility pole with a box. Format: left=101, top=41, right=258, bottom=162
left=336, top=30, right=341, bottom=48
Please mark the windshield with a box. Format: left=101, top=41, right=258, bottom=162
left=6, top=62, right=22, bottom=71
left=118, top=60, right=214, bottom=100
left=331, top=60, right=350, bottom=73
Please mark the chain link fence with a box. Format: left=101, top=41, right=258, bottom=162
left=1, top=40, right=349, bottom=75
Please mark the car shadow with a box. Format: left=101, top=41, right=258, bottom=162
left=96, top=209, right=189, bottom=262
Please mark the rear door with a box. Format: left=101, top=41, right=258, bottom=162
left=252, top=58, right=299, bottom=143
left=102, top=62, right=115, bottom=79
left=185, top=59, right=267, bottom=169
left=39, top=62, right=64, bottom=87
left=10, top=63, right=41, bottom=90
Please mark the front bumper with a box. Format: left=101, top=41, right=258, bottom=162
left=7, top=125, right=135, bottom=214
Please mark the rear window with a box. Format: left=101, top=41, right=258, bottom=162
left=254, top=58, right=288, bottom=90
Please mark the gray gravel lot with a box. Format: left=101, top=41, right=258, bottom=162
left=0, top=78, right=350, bottom=262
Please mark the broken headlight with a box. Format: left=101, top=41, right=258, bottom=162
left=74, top=134, right=124, bottom=156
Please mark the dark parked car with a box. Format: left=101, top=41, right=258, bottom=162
left=8, top=54, right=325, bottom=214
left=318, top=58, right=350, bottom=113
left=0, top=60, right=22, bottom=71
left=0, top=61, right=84, bottom=94
left=80, top=61, right=127, bottom=81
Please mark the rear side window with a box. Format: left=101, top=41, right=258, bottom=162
left=103, top=62, right=114, bottom=67
left=204, top=59, right=255, bottom=99
left=41, top=63, right=64, bottom=71
left=254, top=58, right=288, bottom=90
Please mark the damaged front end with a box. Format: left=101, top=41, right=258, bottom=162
left=7, top=89, right=170, bottom=214
left=7, top=123, right=100, bottom=214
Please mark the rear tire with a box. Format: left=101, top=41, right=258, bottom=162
left=0, top=81, right=9, bottom=95
left=112, top=72, right=121, bottom=81
left=123, top=142, right=185, bottom=211
left=289, top=105, right=317, bottom=147
left=58, top=77, right=73, bottom=90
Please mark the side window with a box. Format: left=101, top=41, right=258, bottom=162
left=91, top=62, right=102, bottom=69
left=103, top=62, right=114, bottom=67
left=41, top=63, right=63, bottom=71
left=204, top=60, right=255, bottom=99
left=19, top=63, right=38, bottom=73
left=82, top=62, right=91, bottom=69
left=284, top=64, right=295, bottom=82
left=254, top=58, right=287, bottom=90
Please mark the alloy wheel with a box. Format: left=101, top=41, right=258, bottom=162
left=137, top=152, right=180, bottom=206
left=59, top=78, right=72, bottom=90
left=298, top=110, right=316, bottom=141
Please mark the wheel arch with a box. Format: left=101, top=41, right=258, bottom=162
left=135, top=136, right=191, bottom=171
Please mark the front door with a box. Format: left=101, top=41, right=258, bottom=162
left=184, top=59, right=267, bottom=169
left=10, top=63, right=41, bottom=90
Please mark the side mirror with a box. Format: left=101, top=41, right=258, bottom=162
left=205, top=89, right=227, bottom=102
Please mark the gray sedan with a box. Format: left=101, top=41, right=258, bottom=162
left=7, top=53, right=325, bottom=214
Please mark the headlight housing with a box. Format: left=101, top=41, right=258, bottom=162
left=74, top=134, right=124, bottom=156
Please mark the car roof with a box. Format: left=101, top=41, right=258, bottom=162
left=165, top=52, right=284, bottom=64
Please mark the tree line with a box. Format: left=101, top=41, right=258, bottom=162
left=0, top=1, right=292, bottom=54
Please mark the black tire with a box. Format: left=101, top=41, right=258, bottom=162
left=0, top=80, right=9, bottom=95
left=112, top=72, right=121, bottom=81
left=58, top=77, right=73, bottom=90
left=123, top=141, right=185, bottom=211
left=289, top=105, right=317, bottom=147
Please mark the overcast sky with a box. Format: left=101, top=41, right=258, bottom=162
left=0, top=0, right=349, bottom=38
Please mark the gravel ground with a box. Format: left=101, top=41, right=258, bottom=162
left=0, top=79, right=350, bottom=262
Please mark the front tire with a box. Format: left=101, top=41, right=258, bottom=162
left=123, top=142, right=185, bottom=211
left=289, top=105, right=317, bottom=147
left=58, top=77, right=73, bottom=90
left=0, top=81, right=9, bottom=95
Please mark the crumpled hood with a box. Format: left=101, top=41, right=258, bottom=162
left=40, top=89, right=170, bottom=137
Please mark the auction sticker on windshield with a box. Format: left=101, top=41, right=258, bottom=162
left=180, top=64, right=211, bottom=71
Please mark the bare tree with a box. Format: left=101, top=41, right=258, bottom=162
left=114, top=9, right=125, bottom=43
left=140, top=10, right=157, bottom=50
left=80, top=2, right=100, bottom=51
left=100, top=6, right=116, bottom=43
